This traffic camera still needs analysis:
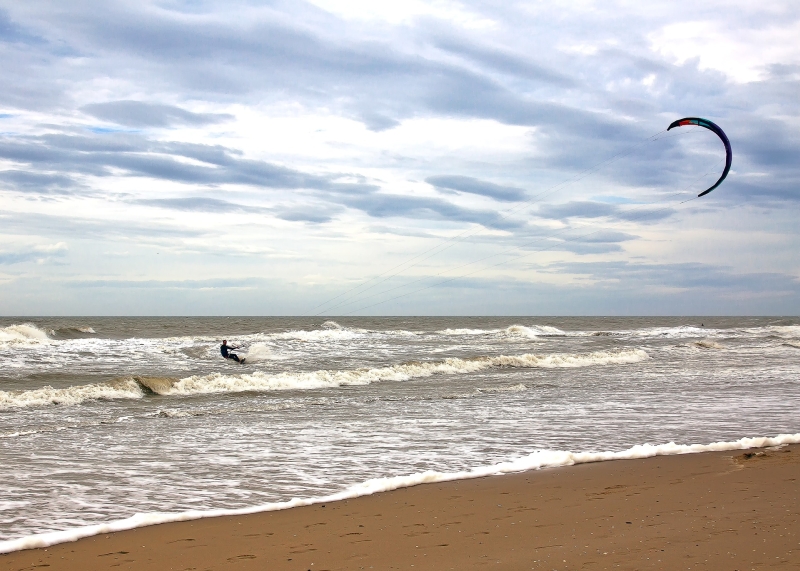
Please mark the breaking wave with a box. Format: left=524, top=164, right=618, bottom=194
left=437, top=324, right=566, bottom=338
left=50, top=326, right=97, bottom=339
left=0, top=378, right=145, bottom=409
left=0, top=324, right=51, bottom=345
left=163, top=348, right=649, bottom=396
left=0, top=348, right=648, bottom=409
left=2, top=433, right=797, bottom=554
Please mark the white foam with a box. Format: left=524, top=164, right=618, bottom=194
left=438, top=328, right=497, bottom=335
left=634, top=326, right=709, bottom=338
left=437, top=324, right=566, bottom=338
left=242, top=343, right=274, bottom=363
left=0, top=379, right=144, bottom=410
left=0, top=324, right=51, bottom=345
left=2, top=432, right=797, bottom=555
left=268, top=328, right=364, bottom=342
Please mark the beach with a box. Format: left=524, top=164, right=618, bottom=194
left=3, top=444, right=797, bottom=570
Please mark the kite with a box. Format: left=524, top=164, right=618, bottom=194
left=667, top=117, right=732, bottom=197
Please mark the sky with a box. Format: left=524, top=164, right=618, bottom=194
left=0, top=0, right=798, bottom=316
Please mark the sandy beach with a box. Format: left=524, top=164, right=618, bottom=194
left=2, top=444, right=797, bottom=570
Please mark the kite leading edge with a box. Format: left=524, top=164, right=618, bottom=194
left=667, top=117, right=732, bottom=197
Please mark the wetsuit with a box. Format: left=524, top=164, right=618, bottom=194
left=221, top=344, right=241, bottom=363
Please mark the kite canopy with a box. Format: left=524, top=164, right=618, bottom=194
left=667, top=117, right=732, bottom=197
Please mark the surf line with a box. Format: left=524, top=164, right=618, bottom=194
left=320, top=148, right=721, bottom=317
left=306, top=126, right=690, bottom=316
left=1, top=433, right=797, bottom=555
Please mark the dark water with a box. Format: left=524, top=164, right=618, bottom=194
left=1, top=316, right=798, bottom=542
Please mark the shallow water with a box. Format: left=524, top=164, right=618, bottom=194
left=1, top=316, right=798, bottom=542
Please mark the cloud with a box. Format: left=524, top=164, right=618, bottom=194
left=0, top=242, right=67, bottom=265
left=133, top=197, right=258, bottom=213
left=1, top=1, right=799, bottom=313
left=0, top=130, right=361, bottom=191
left=536, top=201, right=674, bottom=223
left=552, top=260, right=800, bottom=294
left=337, top=191, right=521, bottom=229
left=426, top=175, right=526, bottom=201
left=81, top=100, right=234, bottom=128
left=0, top=169, right=80, bottom=193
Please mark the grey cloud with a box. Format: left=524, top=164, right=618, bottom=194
left=65, top=277, right=268, bottom=289
left=0, top=211, right=209, bottom=241
left=135, top=197, right=337, bottom=224
left=537, top=201, right=674, bottom=222
left=551, top=231, right=636, bottom=255
left=426, top=175, right=526, bottom=202
left=133, top=197, right=259, bottom=213
left=433, top=35, right=576, bottom=87
left=0, top=9, right=43, bottom=45
left=81, top=100, right=234, bottom=127
left=1, top=129, right=518, bottom=227
left=0, top=169, right=80, bottom=193
left=338, top=192, right=520, bottom=229
left=275, top=206, right=339, bottom=224
left=0, top=131, right=350, bottom=191
left=551, top=261, right=800, bottom=293
left=0, top=243, right=67, bottom=265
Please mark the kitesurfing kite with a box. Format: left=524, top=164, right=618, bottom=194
left=667, top=117, right=732, bottom=197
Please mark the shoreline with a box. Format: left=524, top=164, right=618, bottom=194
left=2, top=434, right=799, bottom=555
left=2, top=442, right=799, bottom=570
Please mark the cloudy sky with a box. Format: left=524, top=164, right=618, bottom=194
left=1, top=0, right=798, bottom=315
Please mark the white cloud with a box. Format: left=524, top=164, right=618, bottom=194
left=649, top=19, right=800, bottom=83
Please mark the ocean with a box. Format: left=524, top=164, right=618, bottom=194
left=1, top=316, right=799, bottom=550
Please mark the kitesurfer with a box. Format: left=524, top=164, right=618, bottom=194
left=220, top=340, right=244, bottom=363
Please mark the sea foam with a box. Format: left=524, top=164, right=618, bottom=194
left=1, top=432, right=797, bottom=555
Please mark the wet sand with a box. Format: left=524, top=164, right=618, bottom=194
left=3, top=445, right=798, bottom=570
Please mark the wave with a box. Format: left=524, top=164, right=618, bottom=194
left=438, top=328, right=497, bottom=335
left=0, top=378, right=146, bottom=409
left=476, top=383, right=527, bottom=393
left=694, top=340, right=723, bottom=349
left=162, top=348, right=649, bottom=396
left=0, top=324, right=51, bottom=345
left=2, top=432, right=797, bottom=554
left=0, top=348, right=648, bottom=409
left=50, top=326, right=97, bottom=339
left=504, top=324, right=564, bottom=337
left=437, top=324, right=566, bottom=338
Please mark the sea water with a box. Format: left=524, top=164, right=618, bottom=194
left=1, top=317, right=798, bottom=549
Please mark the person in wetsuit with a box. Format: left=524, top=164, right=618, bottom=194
left=220, top=340, right=243, bottom=363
